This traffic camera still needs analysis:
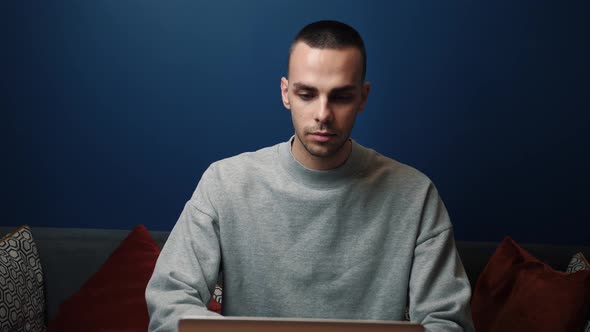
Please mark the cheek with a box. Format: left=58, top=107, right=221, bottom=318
left=289, top=108, right=304, bottom=128
left=337, top=111, right=360, bottom=132
left=289, top=101, right=312, bottom=120
left=294, top=114, right=310, bottom=131
left=335, top=105, right=359, bottom=121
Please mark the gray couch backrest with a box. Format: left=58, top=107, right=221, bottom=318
left=2, top=226, right=589, bottom=322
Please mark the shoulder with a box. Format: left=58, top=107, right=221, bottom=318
left=360, top=145, right=453, bottom=239
left=359, top=143, right=433, bottom=189
left=190, top=142, right=282, bottom=204
left=204, top=142, right=282, bottom=180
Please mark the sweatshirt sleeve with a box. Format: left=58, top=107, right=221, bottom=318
left=146, top=167, right=222, bottom=332
left=408, top=185, right=475, bottom=332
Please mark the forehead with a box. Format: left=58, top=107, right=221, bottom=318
left=288, top=42, right=363, bottom=87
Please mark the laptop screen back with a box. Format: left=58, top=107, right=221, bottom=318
left=178, top=316, right=424, bottom=332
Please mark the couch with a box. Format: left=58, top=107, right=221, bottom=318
left=1, top=225, right=589, bottom=331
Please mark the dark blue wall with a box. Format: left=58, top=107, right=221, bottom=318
left=3, top=1, right=589, bottom=245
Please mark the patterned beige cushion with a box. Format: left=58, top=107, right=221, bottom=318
left=567, top=252, right=590, bottom=332
left=0, top=225, right=46, bottom=332
left=567, top=252, right=590, bottom=273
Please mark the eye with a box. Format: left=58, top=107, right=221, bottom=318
left=297, top=93, right=315, bottom=101
left=331, top=94, right=354, bottom=103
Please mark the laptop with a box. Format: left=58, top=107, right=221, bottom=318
left=178, top=316, right=424, bottom=332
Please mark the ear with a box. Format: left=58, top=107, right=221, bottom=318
left=358, top=81, right=371, bottom=113
left=280, top=77, right=291, bottom=110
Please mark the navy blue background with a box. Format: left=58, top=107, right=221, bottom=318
left=3, top=1, right=589, bottom=245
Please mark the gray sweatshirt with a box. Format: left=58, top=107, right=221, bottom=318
left=146, top=137, right=475, bottom=332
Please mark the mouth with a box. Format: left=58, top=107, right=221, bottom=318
left=309, top=132, right=336, bottom=143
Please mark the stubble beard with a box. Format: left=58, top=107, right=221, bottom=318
left=297, top=128, right=349, bottom=159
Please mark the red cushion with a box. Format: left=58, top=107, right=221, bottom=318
left=471, top=236, right=590, bottom=332
left=48, top=224, right=161, bottom=332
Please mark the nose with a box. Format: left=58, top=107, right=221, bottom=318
left=315, top=96, right=333, bottom=124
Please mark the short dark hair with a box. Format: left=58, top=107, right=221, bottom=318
left=289, top=20, right=367, bottom=81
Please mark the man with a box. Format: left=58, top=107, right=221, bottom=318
left=146, top=20, right=474, bottom=332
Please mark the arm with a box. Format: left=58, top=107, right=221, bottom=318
left=408, top=185, right=475, bottom=332
left=146, top=168, right=222, bottom=332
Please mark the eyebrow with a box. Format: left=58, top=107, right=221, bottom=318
left=331, top=85, right=357, bottom=94
left=292, top=82, right=357, bottom=94
left=293, top=83, right=318, bottom=92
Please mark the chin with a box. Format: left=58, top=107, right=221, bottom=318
left=305, top=141, right=343, bottom=158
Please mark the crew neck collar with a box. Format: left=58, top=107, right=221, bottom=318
left=278, top=136, right=369, bottom=189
